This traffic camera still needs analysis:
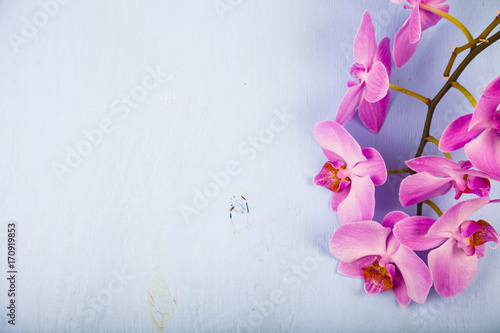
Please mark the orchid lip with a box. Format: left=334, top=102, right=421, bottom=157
left=362, top=260, right=394, bottom=295
left=313, top=161, right=351, bottom=193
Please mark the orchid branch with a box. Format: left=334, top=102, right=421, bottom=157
left=443, top=12, right=500, bottom=79
left=387, top=167, right=411, bottom=175
left=424, top=136, right=453, bottom=160
left=414, top=28, right=500, bottom=160
left=478, top=10, right=500, bottom=40
left=389, top=83, right=430, bottom=105
left=413, top=14, right=500, bottom=216
left=449, top=81, right=477, bottom=107
left=420, top=3, right=474, bottom=43
left=423, top=200, right=443, bottom=217
left=443, top=39, right=487, bottom=78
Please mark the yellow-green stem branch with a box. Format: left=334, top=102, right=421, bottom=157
left=420, top=4, right=474, bottom=43
left=450, top=81, right=477, bottom=107
left=444, top=39, right=486, bottom=78
left=389, top=83, right=431, bottom=105
left=478, top=11, right=500, bottom=40
left=425, top=136, right=453, bottom=160
left=423, top=200, right=443, bottom=217
left=387, top=167, right=411, bottom=175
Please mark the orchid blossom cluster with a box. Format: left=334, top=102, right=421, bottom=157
left=314, top=2, right=500, bottom=307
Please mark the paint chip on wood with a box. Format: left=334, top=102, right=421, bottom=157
left=146, top=270, right=178, bottom=332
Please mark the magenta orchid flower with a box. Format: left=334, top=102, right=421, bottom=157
left=391, top=0, right=449, bottom=68
left=394, top=197, right=499, bottom=297
left=399, top=156, right=493, bottom=207
left=329, top=211, right=432, bottom=307
left=313, top=121, right=387, bottom=224
left=335, top=11, right=391, bottom=133
left=439, top=76, right=500, bottom=178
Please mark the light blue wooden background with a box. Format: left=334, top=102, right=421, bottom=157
left=0, top=0, right=499, bottom=332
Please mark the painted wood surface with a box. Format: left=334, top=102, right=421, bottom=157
left=0, top=0, right=499, bottom=332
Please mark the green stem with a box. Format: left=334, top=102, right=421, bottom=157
left=424, top=136, right=453, bottom=160
left=415, top=29, right=500, bottom=160
left=387, top=168, right=411, bottom=175
left=423, top=200, right=443, bottom=217
left=389, top=83, right=430, bottom=105
left=420, top=4, right=474, bottom=43
left=450, top=81, right=477, bottom=107
left=412, top=14, right=500, bottom=216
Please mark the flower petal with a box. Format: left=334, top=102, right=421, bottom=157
left=405, top=155, right=460, bottom=176
left=347, top=79, right=358, bottom=87
left=393, top=14, right=421, bottom=68
left=408, top=5, right=422, bottom=44
left=329, top=221, right=391, bottom=263
left=352, top=147, right=387, bottom=185
left=399, top=172, right=452, bottom=207
left=391, top=245, right=432, bottom=304
left=314, top=120, right=366, bottom=167
left=439, top=114, right=482, bottom=152
left=469, top=96, right=499, bottom=131
left=321, top=149, right=345, bottom=166
left=392, top=268, right=411, bottom=307
left=363, top=61, right=389, bottom=103
left=330, top=186, right=350, bottom=211
left=428, top=197, right=490, bottom=236
left=475, top=244, right=486, bottom=258
left=465, top=129, right=500, bottom=179
left=465, top=175, right=490, bottom=198
left=460, top=220, right=483, bottom=238
left=335, top=83, right=364, bottom=126
left=428, top=239, right=478, bottom=297
left=337, top=175, right=375, bottom=224
left=382, top=211, right=410, bottom=229
left=482, top=75, right=500, bottom=98
left=338, top=255, right=378, bottom=278
left=374, top=37, right=392, bottom=77
left=353, top=11, right=377, bottom=68
left=358, top=91, right=390, bottom=133
left=393, top=216, right=446, bottom=250
left=420, top=3, right=449, bottom=31
left=471, top=220, right=500, bottom=248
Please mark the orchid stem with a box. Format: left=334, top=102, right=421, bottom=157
left=442, top=11, right=500, bottom=78
left=490, top=199, right=500, bottom=204
left=389, top=83, right=430, bottom=105
left=415, top=28, right=500, bottom=163
left=450, top=81, right=477, bottom=107
left=478, top=10, right=500, bottom=40
left=443, top=39, right=487, bottom=78
left=423, top=200, right=443, bottom=217
left=420, top=4, right=474, bottom=43
left=387, top=167, right=411, bottom=175
left=414, top=16, right=500, bottom=216
left=424, top=136, right=453, bottom=160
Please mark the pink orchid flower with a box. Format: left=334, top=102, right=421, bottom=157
left=391, top=0, right=449, bottom=68
left=439, top=76, right=500, bottom=178
left=335, top=11, right=391, bottom=133
left=329, top=211, right=432, bottom=307
left=313, top=121, right=387, bottom=224
left=394, top=197, right=499, bottom=297
left=399, top=156, right=493, bottom=207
